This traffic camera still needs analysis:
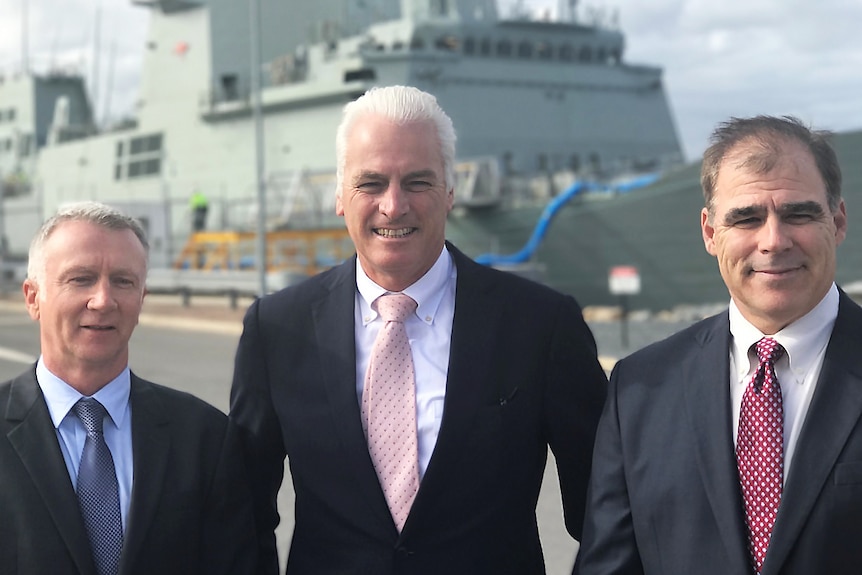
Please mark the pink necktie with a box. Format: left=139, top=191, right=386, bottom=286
left=737, top=337, right=785, bottom=574
left=361, top=293, right=420, bottom=532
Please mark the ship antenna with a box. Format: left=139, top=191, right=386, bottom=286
left=91, top=0, right=102, bottom=129
left=21, top=0, right=29, bottom=73
left=101, top=39, right=116, bottom=127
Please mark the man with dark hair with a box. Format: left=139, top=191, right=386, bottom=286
left=576, top=115, right=862, bottom=574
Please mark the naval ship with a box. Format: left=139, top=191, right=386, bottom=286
left=0, top=0, right=684, bottom=297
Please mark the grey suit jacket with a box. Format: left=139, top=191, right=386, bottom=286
left=0, top=370, right=257, bottom=575
left=229, top=242, right=608, bottom=575
left=576, top=290, right=862, bottom=575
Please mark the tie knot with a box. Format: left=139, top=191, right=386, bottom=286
left=375, top=293, right=417, bottom=323
left=73, top=398, right=108, bottom=436
left=755, top=337, right=785, bottom=365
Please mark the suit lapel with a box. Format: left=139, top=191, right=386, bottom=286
left=407, top=246, right=502, bottom=523
left=5, top=370, right=97, bottom=575
left=120, top=375, right=171, bottom=572
left=763, top=293, right=862, bottom=575
left=682, top=315, right=752, bottom=572
left=313, top=259, right=396, bottom=533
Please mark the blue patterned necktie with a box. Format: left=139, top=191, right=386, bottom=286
left=73, top=398, right=124, bottom=575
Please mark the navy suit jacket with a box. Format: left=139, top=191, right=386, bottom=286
left=229, top=243, right=608, bottom=574
left=0, top=369, right=257, bottom=575
left=576, top=291, right=862, bottom=574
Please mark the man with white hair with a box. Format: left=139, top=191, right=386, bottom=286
left=230, top=86, right=607, bottom=574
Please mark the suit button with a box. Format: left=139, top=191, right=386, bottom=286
left=395, top=546, right=414, bottom=557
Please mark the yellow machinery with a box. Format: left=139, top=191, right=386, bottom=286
left=173, top=228, right=354, bottom=276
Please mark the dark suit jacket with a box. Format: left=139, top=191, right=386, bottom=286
left=576, top=291, right=862, bottom=575
left=0, top=370, right=257, bottom=575
left=229, top=243, right=608, bottom=575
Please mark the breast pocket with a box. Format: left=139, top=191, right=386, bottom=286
left=834, top=461, right=862, bottom=485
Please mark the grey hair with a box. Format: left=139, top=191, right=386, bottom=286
left=335, top=85, right=457, bottom=197
left=27, top=201, right=150, bottom=282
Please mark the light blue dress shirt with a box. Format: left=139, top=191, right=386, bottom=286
left=37, top=359, right=134, bottom=528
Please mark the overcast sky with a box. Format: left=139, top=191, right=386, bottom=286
left=1, top=0, right=860, bottom=161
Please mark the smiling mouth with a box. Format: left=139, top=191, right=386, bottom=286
left=83, top=325, right=115, bottom=331
left=374, top=227, right=416, bottom=238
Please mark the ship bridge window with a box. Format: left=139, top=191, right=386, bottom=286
left=7, top=108, right=15, bottom=122
left=610, top=48, right=622, bottom=63
left=393, top=40, right=405, bottom=51
left=116, top=132, right=163, bottom=181
left=579, top=46, right=592, bottom=62
left=344, top=68, right=376, bottom=82
left=536, top=42, right=552, bottom=60
left=559, top=44, right=573, bottom=61
left=463, top=37, right=475, bottom=55
left=596, top=47, right=607, bottom=63
left=221, top=74, right=238, bottom=101
left=497, top=40, right=512, bottom=57
left=479, top=38, right=491, bottom=55
left=410, top=37, right=425, bottom=50
left=517, top=41, right=532, bottom=58
left=435, top=35, right=459, bottom=51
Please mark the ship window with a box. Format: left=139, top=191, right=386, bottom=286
left=537, top=154, right=548, bottom=171
left=579, top=46, right=592, bottom=62
left=569, top=154, right=581, bottom=172
left=479, top=38, right=491, bottom=55
left=119, top=132, right=163, bottom=180
left=610, top=48, right=621, bottom=63
left=344, top=68, right=376, bottom=82
left=7, top=109, right=15, bottom=121
left=559, top=44, right=573, bottom=61
left=393, top=40, right=405, bottom=50
left=517, top=41, right=532, bottom=58
left=221, top=74, right=238, bottom=101
left=410, top=37, right=425, bottom=50
left=127, top=158, right=162, bottom=179
left=536, top=42, right=552, bottom=60
left=597, top=47, right=607, bottom=62
left=18, top=134, right=33, bottom=157
left=497, top=40, right=512, bottom=57
left=435, top=35, right=459, bottom=51
left=463, top=37, right=475, bottom=55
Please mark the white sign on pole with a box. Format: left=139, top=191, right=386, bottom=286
left=609, top=265, right=641, bottom=295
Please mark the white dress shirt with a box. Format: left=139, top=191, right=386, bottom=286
left=354, top=246, right=457, bottom=478
left=729, top=283, right=839, bottom=482
left=37, top=359, right=135, bottom=528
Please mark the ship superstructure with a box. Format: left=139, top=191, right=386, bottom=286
left=1, top=0, right=682, bottom=272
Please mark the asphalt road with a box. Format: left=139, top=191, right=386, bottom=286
left=0, top=295, right=698, bottom=574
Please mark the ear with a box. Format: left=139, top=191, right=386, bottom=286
left=834, top=199, right=848, bottom=246
left=446, top=187, right=455, bottom=212
left=22, top=279, right=41, bottom=321
left=701, top=207, right=718, bottom=256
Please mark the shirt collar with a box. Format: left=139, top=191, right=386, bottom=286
left=36, top=358, right=132, bottom=430
left=729, top=283, right=839, bottom=380
left=356, top=246, right=454, bottom=326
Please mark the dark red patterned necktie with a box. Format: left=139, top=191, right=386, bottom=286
left=736, top=337, right=785, bottom=574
